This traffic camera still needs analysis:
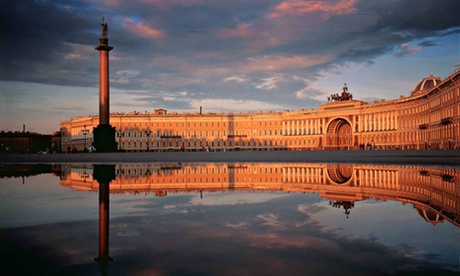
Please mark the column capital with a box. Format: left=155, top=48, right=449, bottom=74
left=95, top=38, right=113, bottom=51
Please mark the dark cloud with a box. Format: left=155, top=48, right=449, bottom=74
left=1, top=0, right=459, bottom=114
left=418, top=40, right=439, bottom=47
left=0, top=0, right=103, bottom=87
left=363, top=0, right=460, bottom=32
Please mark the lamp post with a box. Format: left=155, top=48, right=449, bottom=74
left=59, top=127, right=64, bottom=153
left=81, top=125, right=90, bottom=152
left=116, top=130, right=124, bottom=151
left=145, top=129, right=151, bottom=152
left=81, top=169, right=90, bottom=182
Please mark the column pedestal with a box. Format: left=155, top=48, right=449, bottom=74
left=93, top=124, right=117, bottom=152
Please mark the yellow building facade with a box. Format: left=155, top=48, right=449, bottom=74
left=60, top=70, right=460, bottom=151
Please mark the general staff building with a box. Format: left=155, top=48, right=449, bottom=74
left=60, top=70, right=460, bottom=152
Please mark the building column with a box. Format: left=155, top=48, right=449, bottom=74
left=364, top=115, right=367, bottom=132
left=321, top=118, right=325, bottom=134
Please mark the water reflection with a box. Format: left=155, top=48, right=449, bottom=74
left=58, top=163, right=459, bottom=227
left=92, top=165, right=115, bottom=274
left=1, top=162, right=459, bottom=274
left=0, top=164, right=60, bottom=181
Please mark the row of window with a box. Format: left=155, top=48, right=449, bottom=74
left=119, top=137, right=321, bottom=149
left=114, top=120, right=280, bottom=129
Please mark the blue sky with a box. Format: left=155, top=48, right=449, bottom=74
left=1, top=0, right=459, bottom=133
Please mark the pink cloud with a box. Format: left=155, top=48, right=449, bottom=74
left=242, top=54, right=334, bottom=73
left=140, top=0, right=203, bottom=9
left=102, top=0, right=123, bottom=8
left=218, top=23, right=282, bottom=53
left=219, top=23, right=252, bottom=38
left=122, top=18, right=165, bottom=39
left=270, top=0, right=358, bottom=19
left=65, top=53, right=84, bottom=60
left=62, top=43, right=93, bottom=60
left=149, top=54, right=333, bottom=85
left=394, top=43, right=421, bottom=57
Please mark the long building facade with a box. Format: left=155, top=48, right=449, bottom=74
left=60, top=70, right=460, bottom=152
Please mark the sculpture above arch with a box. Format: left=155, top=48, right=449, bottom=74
left=328, top=83, right=353, bottom=102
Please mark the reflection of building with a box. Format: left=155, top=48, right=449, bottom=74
left=0, top=164, right=54, bottom=178
left=60, top=163, right=460, bottom=227
left=59, top=71, right=460, bottom=152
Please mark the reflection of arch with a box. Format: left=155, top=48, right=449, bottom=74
left=326, top=118, right=352, bottom=150
left=326, top=164, right=353, bottom=185
left=416, top=207, right=445, bottom=226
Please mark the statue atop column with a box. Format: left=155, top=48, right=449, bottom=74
left=100, top=16, right=108, bottom=39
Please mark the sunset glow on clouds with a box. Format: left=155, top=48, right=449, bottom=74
left=0, top=0, right=459, bottom=132
left=122, top=18, right=165, bottom=39
left=270, top=0, right=358, bottom=18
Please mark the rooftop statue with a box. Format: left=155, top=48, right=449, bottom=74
left=328, top=83, right=353, bottom=102
left=100, top=16, right=108, bottom=38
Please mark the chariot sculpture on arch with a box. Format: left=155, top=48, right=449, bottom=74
left=328, top=83, right=353, bottom=102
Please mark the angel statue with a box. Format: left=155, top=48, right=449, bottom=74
left=100, top=16, right=108, bottom=38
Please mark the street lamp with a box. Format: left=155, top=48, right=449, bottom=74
left=145, top=129, right=151, bottom=152
left=81, top=125, right=89, bottom=152
left=116, top=130, right=124, bottom=151
left=59, top=127, right=64, bottom=153
left=81, top=169, right=89, bottom=182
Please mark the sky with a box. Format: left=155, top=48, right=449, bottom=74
left=0, top=0, right=459, bottom=134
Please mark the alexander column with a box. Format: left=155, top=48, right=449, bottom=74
left=93, top=17, right=117, bottom=152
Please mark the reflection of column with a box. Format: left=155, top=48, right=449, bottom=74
left=93, top=165, right=116, bottom=271
left=98, top=181, right=110, bottom=262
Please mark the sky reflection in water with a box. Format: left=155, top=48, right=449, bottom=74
left=0, top=163, right=459, bottom=275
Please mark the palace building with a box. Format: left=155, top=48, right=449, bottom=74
left=60, top=70, right=460, bottom=152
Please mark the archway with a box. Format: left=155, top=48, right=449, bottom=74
left=326, top=118, right=352, bottom=150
